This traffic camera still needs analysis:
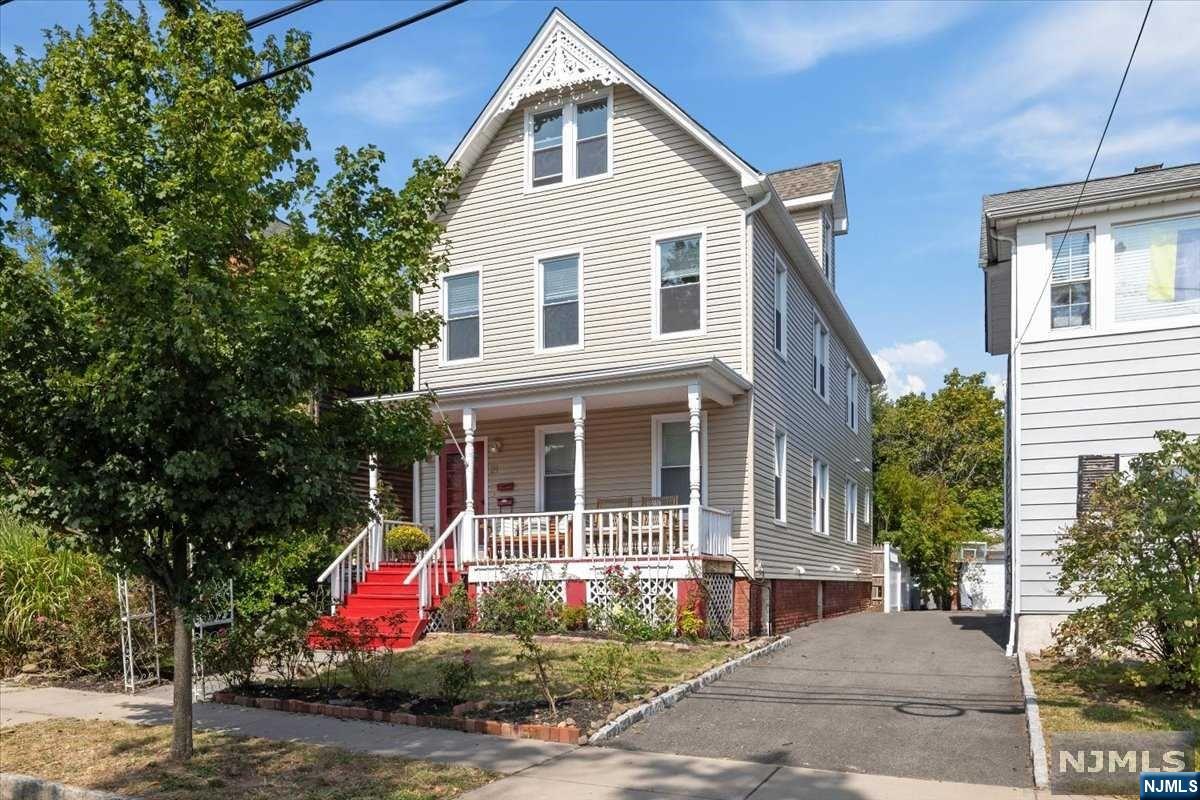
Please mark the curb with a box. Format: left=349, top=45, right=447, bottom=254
left=585, top=635, right=792, bottom=744
left=209, top=693, right=580, bottom=745
left=1017, top=652, right=1050, bottom=789
left=1, top=773, right=134, bottom=800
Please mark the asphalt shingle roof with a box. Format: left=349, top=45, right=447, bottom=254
left=768, top=161, right=841, bottom=201
left=979, top=162, right=1200, bottom=266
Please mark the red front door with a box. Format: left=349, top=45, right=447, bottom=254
left=439, top=441, right=485, bottom=533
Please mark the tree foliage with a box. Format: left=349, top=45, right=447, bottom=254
left=1052, top=431, right=1200, bottom=690
left=873, top=370, right=1005, bottom=600
left=0, top=0, right=457, bottom=757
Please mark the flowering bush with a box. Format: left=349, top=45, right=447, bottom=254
left=475, top=573, right=563, bottom=634
left=384, top=524, right=431, bottom=558
left=591, top=566, right=675, bottom=641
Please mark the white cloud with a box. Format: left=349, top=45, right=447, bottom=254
left=985, top=371, right=1007, bottom=400
left=721, top=0, right=973, bottom=74
left=338, top=66, right=461, bottom=127
left=873, top=339, right=945, bottom=399
left=898, top=1, right=1200, bottom=176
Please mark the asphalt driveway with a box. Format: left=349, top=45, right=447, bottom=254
left=606, top=610, right=1033, bottom=787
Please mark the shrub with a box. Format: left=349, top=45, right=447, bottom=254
left=437, top=648, right=476, bottom=704
left=678, top=604, right=705, bottom=640
left=195, top=623, right=261, bottom=690
left=261, top=601, right=321, bottom=689
left=1052, top=430, right=1200, bottom=690
left=385, top=524, right=431, bottom=558
left=316, top=610, right=407, bottom=694
left=557, top=604, right=588, bottom=632
left=591, top=566, right=674, bottom=642
left=0, top=513, right=123, bottom=676
left=439, top=580, right=472, bottom=632
left=476, top=573, right=562, bottom=635
left=577, top=643, right=637, bottom=702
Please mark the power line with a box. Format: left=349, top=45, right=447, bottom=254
left=1013, top=0, right=1153, bottom=350
left=245, top=0, right=323, bottom=30
left=236, top=0, right=468, bottom=90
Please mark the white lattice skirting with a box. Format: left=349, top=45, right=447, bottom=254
left=587, top=575, right=676, bottom=624
left=703, top=573, right=734, bottom=639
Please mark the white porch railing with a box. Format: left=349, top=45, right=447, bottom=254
left=403, top=511, right=465, bottom=620
left=584, top=506, right=687, bottom=558
left=317, top=522, right=374, bottom=613
left=697, top=506, right=732, bottom=557
left=474, top=512, right=573, bottom=563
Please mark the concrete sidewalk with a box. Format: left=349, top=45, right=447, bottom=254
left=0, top=684, right=571, bottom=774
left=463, top=746, right=1054, bottom=800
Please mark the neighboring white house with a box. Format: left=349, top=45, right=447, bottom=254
left=321, top=9, right=883, bottom=645
left=979, top=162, right=1200, bottom=653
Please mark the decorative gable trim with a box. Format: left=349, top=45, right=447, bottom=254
left=499, top=24, right=621, bottom=112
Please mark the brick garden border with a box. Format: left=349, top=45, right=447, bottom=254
left=209, top=692, right=581, bottom=744
left=584, top=634, right=791, bottom=744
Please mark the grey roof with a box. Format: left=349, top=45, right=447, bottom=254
left=979, top=162, right=1200, bottom=266
left=769, top=160, right=841, bottom=201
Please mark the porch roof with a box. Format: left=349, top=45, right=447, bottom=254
left=359, top=358, right=750, bottom=421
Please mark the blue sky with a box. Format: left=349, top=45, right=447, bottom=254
left=4, top=0, right=1199, bottom=396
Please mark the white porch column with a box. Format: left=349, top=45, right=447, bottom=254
left=687, top=382, right=703, bottom=555
left=882, top=542, right=892, bottom=614
left=462, top=408, right=477, bottom=561
left=572, top=396, right=586, bottom=558
left=368, top=453, right=381, bottom=567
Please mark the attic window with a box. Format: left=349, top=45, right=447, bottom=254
left=526, top=91, right=611, bottom=190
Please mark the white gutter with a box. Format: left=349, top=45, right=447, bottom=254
left=991, top=229, right=1021, bottom=657
left=742, top=192, right=773, bottom=380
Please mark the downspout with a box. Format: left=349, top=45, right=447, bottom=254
left=991, top=229, right=1021, bottom=656
left=743, top=191, right=772, bottom=631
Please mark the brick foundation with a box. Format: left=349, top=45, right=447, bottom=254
left=733, top=578, right=872, bottom=635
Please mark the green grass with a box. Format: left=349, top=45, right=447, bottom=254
left=1030, top=657, right=1199, bottom=762
left=316, top=633, right=746, bottom=702
left=0, top=719, right=493, bottom=800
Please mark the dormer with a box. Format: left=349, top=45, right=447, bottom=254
left=769, top=161, right=848, bottom=289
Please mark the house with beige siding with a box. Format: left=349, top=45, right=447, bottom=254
left=319, top=9, right=882, bottom=646
left=979, top=161, right=1200, bottom=654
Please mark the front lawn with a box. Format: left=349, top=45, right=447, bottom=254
left=0, top=719, right=492, bottom=800
left=1030, top=657, right=1199, bottom=761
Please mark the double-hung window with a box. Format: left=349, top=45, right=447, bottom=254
left=655, top=232, right=703, bottom=335
left=528, top=93, right=611, bottom=188
left=812, top=316, right=829, bottom=398
left=845, top=481, right=859, bottom=543
left=774, top=255, right=788, bottom=355
left=846, top=363, right=859, bottom=431
left=538, top=427, right=575, bottom=512
left=444, top=271, right=481, bottom=361
left=774, top=428, right=787, bottom=521
left=811, top=458, right=829, bottom=535
left=653, top=415, right=704, bottom=503
left=1114, top=214, right=1200, bottom=322
left=1048, top=230, right=1091, bottom=329
left=539, top=253, right=581, bottom=350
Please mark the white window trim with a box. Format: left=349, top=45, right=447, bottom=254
left=533, top=246, right=585, bottom=354
left=774, top=253, right=789, bottom=358
left=650, top=411, right=708, bottom=505
left=812, top=311, right=831, bottom=403
left=845, top=480, right=859, bottom=544
left=812, top=457, right=830, bottom=536
left=439, top=265, right=483, bottom=366
left=846, top=362, right=859, bottom=432
left=523, top=88, right=613, bottom=194
left=822, top=208, right=834, bottom=282
left=864, top=485, right=872, bottom=525
left=773, top=426, right=787, bottom=523
left=1046, top=227, right=1095, bottom=333
left=650, top=226, right=707, bottom=340
left=534, top=423, right=575, bottom=512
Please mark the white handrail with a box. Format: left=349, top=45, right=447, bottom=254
left=317, top=523, right=373, bottom=613
left=404, top=511, right=466, bottom=620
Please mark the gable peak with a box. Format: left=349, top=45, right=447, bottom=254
left=499, top=15, right=622, bottom=113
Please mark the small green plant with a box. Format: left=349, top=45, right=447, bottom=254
left=384, top=524, right=431, bottom=558
left=558, top=604, right=588, bottom=632
left=439, top=581, right=473, bottom=632
left=678, top=604, right=705, bottom=640
left=437, top=648, right=476, bottom=704
left=592, top=566, right=675, bottom=641
left=577, top=643, right=637, bottom=702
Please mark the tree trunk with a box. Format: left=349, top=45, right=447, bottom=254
left=171, top=603, right=193, bottom=761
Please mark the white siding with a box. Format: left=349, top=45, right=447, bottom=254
left=749, top=222, right=874, bottom=579
left=1016, top=325, right=1200, bottom=612
left=419, top=85, right=747, bottom=389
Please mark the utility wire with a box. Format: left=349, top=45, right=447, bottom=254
left=1013, top=0, right=1153, bottom=350
left=236, top=0, right=468, bottom=90
left=245, top=0, right=323, bottom=30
